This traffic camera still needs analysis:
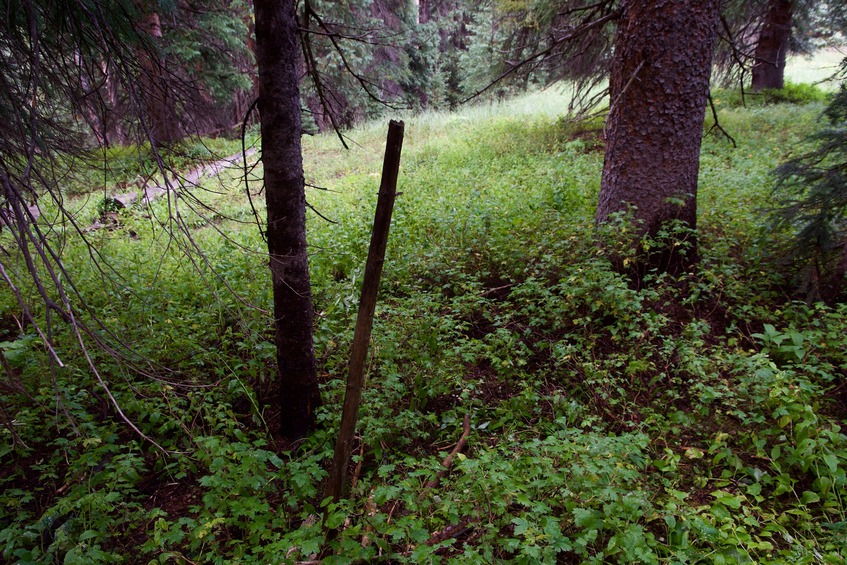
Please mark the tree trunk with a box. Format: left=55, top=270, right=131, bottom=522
left=254, top=0, right=322, bottom=439
left=825, top=238, right=847, bottom=302
left=418, top=0, right=429, bottom=24
left=596, top=0, right=719, bottom=278
left=751, top=0, right=794, bottom=91
left=138, top=12, right=181, bottom=146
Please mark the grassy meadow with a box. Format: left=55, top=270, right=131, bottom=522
left=1, top=76, right=846, bottom=563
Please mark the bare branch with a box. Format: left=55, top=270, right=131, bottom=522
left=241, top=96, right=266, bottom=241
left=705, top=91, right=737, bottom=148
left=304, top=1, right=406, bottom=111
left=461, top=8, right=620, bottom=105
left=300, top=2, right=350, bottom=149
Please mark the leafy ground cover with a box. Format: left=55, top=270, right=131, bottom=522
left=1, top=85, right=846, bottom=563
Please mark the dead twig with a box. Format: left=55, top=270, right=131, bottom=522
left=705, top=92, right=737, bottom=148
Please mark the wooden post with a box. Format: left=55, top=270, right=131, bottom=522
left=325, top=120, right=404, bottom=502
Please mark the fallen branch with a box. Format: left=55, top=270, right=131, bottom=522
left=482, top=283, right=516, bottom=297
left=426, top=518, right=477, bottom=546
left=422, top=414, right=471, bottom=493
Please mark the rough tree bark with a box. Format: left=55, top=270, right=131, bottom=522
left=254, top=0, right=322, bottom=439
left=596, top=0, right=720, bottom=277
left=751, top=0, right=794, bottom=91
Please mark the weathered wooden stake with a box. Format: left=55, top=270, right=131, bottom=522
left=325, top=120, right=404, bottom=503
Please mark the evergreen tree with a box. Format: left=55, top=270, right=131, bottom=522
left=107, top=0, right=254, bottom=145
left=456, top=0, right=618, bottom=105
left=772, top=61, right=847, bottom=301
left=717, top=0, right=843, bottom=91
left=0, top=0, right=184, bottom=447
left=254, top=0, right=322, bottom=438
left=596, top=0, right=720, bottom=278
left=155, top=0, right=255, bottom=139
left=750, top=0, right=794, bottom=91
left=298, top=0, right=449, bottom=131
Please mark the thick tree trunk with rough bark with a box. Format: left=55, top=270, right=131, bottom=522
left=596, top=0, right=719, bottom=277
left=254, top=0, right=322, bottom=439
left=751, top=0, right=794, bottom=91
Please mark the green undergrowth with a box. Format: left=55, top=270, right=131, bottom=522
left=1, top=90, right=846, bottom=563
left=67, top=135, right=252, bottom=197
left=710, top=82, right=830, bottom=111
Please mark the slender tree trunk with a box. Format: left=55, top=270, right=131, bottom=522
left=751, top=0, right=794, bottom=91
left=596, top=0, right=719, bottom=278
left=254, top=0, right=322, bottom=439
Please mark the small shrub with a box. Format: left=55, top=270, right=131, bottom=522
left=711, top=81, right=829, bottom=109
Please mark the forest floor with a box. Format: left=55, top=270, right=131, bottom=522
left=1, top=66, right=847, bottom=563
